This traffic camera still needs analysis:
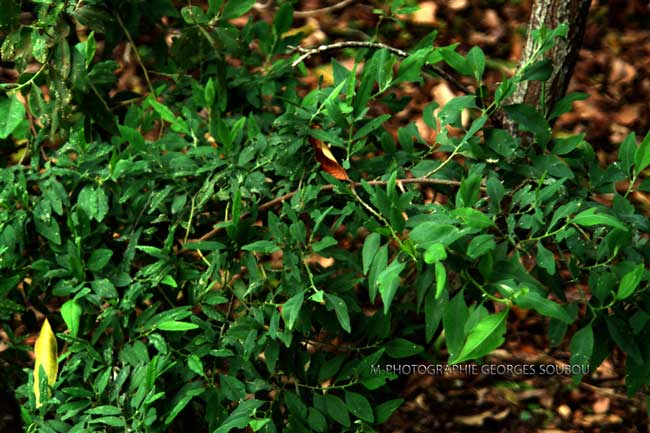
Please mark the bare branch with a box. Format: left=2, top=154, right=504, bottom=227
left=290, top=41, right=472, bottom=94
left=294, top=0, right=356, bottom=18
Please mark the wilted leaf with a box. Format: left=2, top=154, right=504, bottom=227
left=309, top=133, right=349, bottom=181
left=34, top=318, right=58, bottom=407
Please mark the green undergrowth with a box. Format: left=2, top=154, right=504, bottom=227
left=1, top=1, right=649, bottom=432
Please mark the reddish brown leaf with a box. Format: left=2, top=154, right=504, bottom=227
left=309, top=135, right=349, bottom=181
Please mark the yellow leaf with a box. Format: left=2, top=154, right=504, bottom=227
left=34, top=318, right=58, bottom=407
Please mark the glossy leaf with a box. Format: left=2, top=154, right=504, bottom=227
left=572, top=208, right=627, bottom=231
left=514, top=290, right=572, bottom=323
left=617, top=264, right=645, bottom=300
left=451, top=310, right=508, bottom=364
left=0, top=95, right=25, bottom=139
left=61, top=300, right=82, bottom=337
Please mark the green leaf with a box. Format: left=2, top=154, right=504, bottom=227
left=241, top=240, right=280, bottom=253
left=248, top=419, right=271, bottom=432
left=439, top=47, right=472, bottom=76
left=605, top=316, right=642, bottom=363
left=514, top=290, right=572, bottom=323
left=362, top=232, right=381, bottom=275
left=157, top=321, right=199, bottom=331
left=324, top=394, right=350, bottom=427
left=307, top=408, right=327, bottom=433
left=425, top=286, right=446, bottom=343
left=273, top=2, right=293, bottom=35
left=395, top=48, right=429, bottom=83
left=324, top=293, right=351, bottom=333
left=466, top=46, right=485, bottom=80
left=423, top=243, right=446, bottom=264
left=456, top=174, right=482, bottom=208
left=353, top=114, right=391, bottom=141
left=503, top=103, right=551, bottom=147
left=485, top=128, right=519, bottom=158
left=213, top=400, right=265, bottom=433
left=85, top=31, right=96, bottom=68
left=410, top=223, right=461, bottom=247
left=368, top=244, right=388, bottom=302
left=204, top=78, right=216, bottom=108
left=552, top=133, right=584, bottom=156
left=147, top=96, right=176, bottom=123
left=438, top=95, right=476, bottom=127
left=451, top=310, right=508, bottom=364
left=443, top=291, right=468, bottom=360
left=633, top=130, right=650, bottom=175
left=186, top=354, right=204, bottom=376
left=375, top=48, right=394, bottom=91
left=548, top=92, right=588, bottom=120
left=536, top=242, right=555, bottom=275
left=182, top=241, right=225, bottom=251
left=0, top=95, right=25, bottom=139
left=619, top=132, right=637, bottom=176
left=87, top=405, right=122, bottom=416
left=344, top=391, right=374, bottom=423
left=572, top=208, right=627, bottom=231
left=77, top=185, right=109, bottom=222
left=60, top=300, right=82, bottom=338
left=165, top=383, right=207, bottom=425
left=377, top=259, right=406, bottom=314
left=282, top=291, right=304, bottom=330
left=87, top=248, right=113, bottom=272
left=89, top=416, right=126, bottom=427
left=466, top=234, right=496, bottom=260
left=34, top=216, right=61, bottom=245
left=453, top=208, right=494, bottom=229
left=434, top=261, right=446, bottom=299
left=617, top=263, right=644, bottom=300
left=311, top=236, right=337, bottom=252
left=220, top=374, right=246, bottom=400
left=221, top=0, right=256, bottom=19
left=569, top=325, right=593, bottom=370
left=375, top=398, right=404, bottom=424
left=385, top=338, right=423, bottom=358
left=521, top=58, right=552, bottom=81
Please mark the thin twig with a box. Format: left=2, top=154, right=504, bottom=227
left=185, top=177, right=476, bottom=245
left=290, top=41, right=472, bottom=95
left=294, top=0, right=356, bottom=18
left=114, top=12, right=155, bottom=96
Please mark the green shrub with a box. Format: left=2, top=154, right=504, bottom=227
left=1, top=1, right=649, bottom=432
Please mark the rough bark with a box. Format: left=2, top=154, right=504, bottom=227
left=507, top=0, right=590, bottom=121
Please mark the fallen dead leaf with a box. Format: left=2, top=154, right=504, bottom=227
left=454, top=410, right=493, bottom=426
left=613, top=103, right=642, bottom=125
left=448, top=0, right=469, bottom=11
left=609, top=58, right=636, bottom=85
left=557, top=404, right=571, bottom=419
left=454, top=408, right=509, bottom=426
left=578, top=413, right=623, bottom=427
left=304, top=254, right=335, bottom=268
left=593, top=397, right=611, bottom=414
left=482, top=9, right=501, bottom=28
left=411, top=1, right=437, bottom=25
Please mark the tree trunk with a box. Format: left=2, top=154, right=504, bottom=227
left=508, top=0, right=591, bottom=118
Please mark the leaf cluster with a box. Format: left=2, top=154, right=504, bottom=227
left=1, top=2, right=650, bottom=433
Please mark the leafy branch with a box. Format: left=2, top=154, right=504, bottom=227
left=289, top=41, right=472, bottom=95
left=185, top=176, right=481, bottom=245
